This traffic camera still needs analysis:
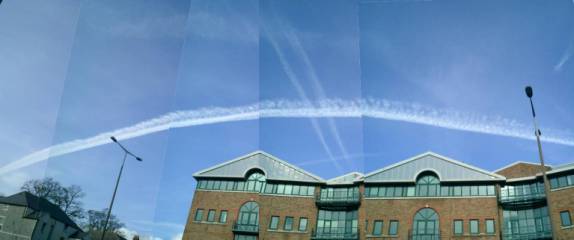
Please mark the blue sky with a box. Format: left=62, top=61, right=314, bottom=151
left=1, top=0, right=573, bottom=239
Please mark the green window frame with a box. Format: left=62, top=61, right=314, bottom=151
left=269, top=216, right=279, bottom=230
left=299, top=217, right=308, bottom=231
left=561, top=211, right=572, bottom=227
left=207, top=209, right=216, bottom=222
left=372, top=220, right=383, bottom=235
left=389, top=220, right=399, bottom=235
left=284, top=216, right=294, bottom=231
left=453, top=220, right=463, bottom=235
left=486, top=219, right=495, bottom=234
left=470, top=219, right=479, bottom=235
left=194, top=209, right=204, bottom=221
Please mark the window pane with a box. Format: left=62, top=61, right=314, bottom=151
left=407, top=187, right=415, bottom=197
left=269, top=216, right=279, bottom=229
left=207, top=210, right=216, bottom=222
left=462, top=186, right=470, bottom=196
left=194, top=209, right=203, bottom=221
left=487, top=185, right=495, bottom=195
left=285, top=185, right=293, bottom=195
left=284, top=217, right=294, bottom=230
left=299, top=218, right=308, bottom=231
left=371, top=187, right=379, bottom=197
left=293, top=185, right=300, bottom=195
left=220, top=211, right=228, bottom=223
left=561, top=211, right=572, bottom=226
left=389, top=220, right=399, bottom=235
left=373, top=221, right=383, bottom=235
left=486, top=219, right=495, bottom=234
left=479, top=186, right=487, bottom=196
left=550, top=178, right=559, bottom=188
left=470, top=220, right=479, bottom=234
left=454, top=220, right=463, bottom=235
left=277, top=184, right=285, bottom=194
left=454, top=186, right=462, bottom=196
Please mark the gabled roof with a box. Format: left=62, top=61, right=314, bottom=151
left=326, top=172, right=363, bottom=185
left=0, top=191, right=82, bottom=231
left=194, top=151, right=325, bottom=183
left=364, top=152, right=506, bottom=183
left=493, top=161, right=552, bottom=174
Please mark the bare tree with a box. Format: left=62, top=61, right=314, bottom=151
left=21, top=178, right=86, bottom=221
left=86, top=208, right=125, bottom=232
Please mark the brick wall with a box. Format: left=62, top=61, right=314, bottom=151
left=495, top=163, right=550, bottom=179
left=549, top=187, right=574, bottom=240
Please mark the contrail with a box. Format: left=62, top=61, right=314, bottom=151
left=1, top=98, right=573, bottom=175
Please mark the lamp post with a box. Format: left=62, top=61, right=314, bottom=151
left=101, top=136, right=142, bottom=240
left=524, top=86, right=556, bottom=239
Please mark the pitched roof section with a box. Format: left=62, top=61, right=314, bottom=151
left=494, top=161, right=552, bottom=179
left=364, top=152, right=506, bottom=183
left=326, top=172, right=364, bottom=185
left=194, top=151, right=324, bottom=183
left=0, top=191, right=82, bottom=230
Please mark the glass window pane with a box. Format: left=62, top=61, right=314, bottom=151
left=299, top=218, right=308, bottom=231
left=269, top=216, right=279, bottom=229
left=207, top=209, right=216, bottom=222
left=373, top=220, right=383, bottom=235
left=470, top=220, right=479, bottom=234
left=550, top=178, right=559, bottom=188
left=293, top=185, right=300, bottom=195
left=389, top=220, right=399, bottom=235
left=454, top=186, right=462, bottom=196
left=487, top=185, right=495, bottom=195
left=220, top=211, right=228, bottom=223
left=561, top=211, right=572, bottom=226
left=486, top=219, right=495, bottom=234
left=285, top=185, right=293, bottom=195
left=284, top=217, right=294, bottom=230
left=454, top=220, right=463, bottom=235
left=462, top=186, right=470, bottom=196
left=479, top=186, right=487, bottom=196
left=371, top=187, right=379, bottom=197
left=195, top=209, right=204, bottom=221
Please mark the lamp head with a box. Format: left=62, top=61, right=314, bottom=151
left=525, top=86, right=533, bottom=98
left=136, top=157, right=143, bottom=162
left=110, top=136, right=118, bottom=142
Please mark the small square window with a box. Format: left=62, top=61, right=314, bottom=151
left=372, top=220, right=383, bottom=235
left=561, top=211, right=572, bottom=227
left=284, top=217, right=294, bottom=231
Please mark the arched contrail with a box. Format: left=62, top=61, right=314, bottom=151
left=1, top=98, right=573, bottom=175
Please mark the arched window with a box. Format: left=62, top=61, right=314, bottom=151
left=416, top=173, right=440, bottom=197
left=412, top=208, right=439, bottom=239
left=238, top=201, right=259, bottom=227
left=246, top=171, right=266, bottom=192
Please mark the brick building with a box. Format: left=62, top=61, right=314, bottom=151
left=183, top=151, right=574, bottom=240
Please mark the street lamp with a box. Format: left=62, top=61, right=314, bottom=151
left=524, top=86, right=556, bottom=239
left=101, top=136, right=142, bottom=240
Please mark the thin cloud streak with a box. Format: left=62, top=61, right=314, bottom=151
left=1, top=98, right=573, bottom=175
left=283, top=27, right=352, bottom=167
left=264, top=25, right=345, bottom=173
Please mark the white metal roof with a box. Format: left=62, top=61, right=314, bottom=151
left=364, top=152, right=506, bottom=183
left=193, top=151, right=325, bottom=183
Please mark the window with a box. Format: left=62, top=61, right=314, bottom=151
left=561, top=211, right=572, bottom=227
left=453, top=220, right=463, bottom=235
left=416, top=173, right=440, bottom=196
left=486, top=219, right=495, bottom=234
left=372, top=220, right=383, bottom=235
left=269, top=216, right=279, bottom=230
left=412, top=208, right=439, bottom=237
left=316, top=210, right=358, bottom=236
left=219, top=210, right=228, bottom=223
left=299, top=218, right=308, bottom=231
left=194, top=209, right=204, bottom=221
left=389, top=220, right=399, bottom=235
left=246, top=172, right=266, bottom=192
left=470, top=219, right=479, bottom=235
left=207, top=209, right=216, bottom=222
left=284, top=216, right=294, bottom=231
left=238, top=202, right=259, bottom=227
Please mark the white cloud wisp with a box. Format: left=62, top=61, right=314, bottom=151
left=1, top=98, right=573, bottom=175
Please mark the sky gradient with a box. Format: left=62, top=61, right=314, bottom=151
left=1, top=0, right=573, bottom=239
